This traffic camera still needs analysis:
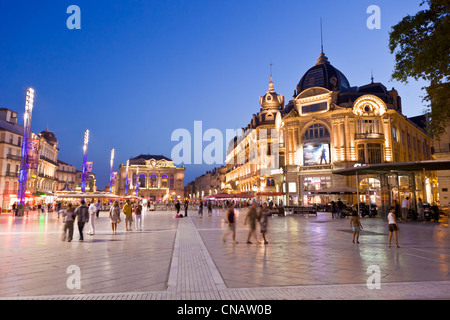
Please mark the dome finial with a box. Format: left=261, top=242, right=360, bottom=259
left=316, top=18, right=329, bottom=65
left=268, top=61, right=275, bottom=92
left=320, top=17, right=324, bottom=55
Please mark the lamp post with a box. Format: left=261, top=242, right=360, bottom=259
left=125, top=160, right=129, bottom=195
left=109, top=148, right=115, bottom=193
left=81, top=130, right=89, bottom=193
left=18, top=88, right=35, bottom=213
left=135, top=167, right=139, bottom=196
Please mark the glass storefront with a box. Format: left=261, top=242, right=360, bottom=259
left=302, top=176, right=332, bottom=205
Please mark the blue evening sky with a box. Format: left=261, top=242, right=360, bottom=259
left=0, top=0, right=429, bottom=189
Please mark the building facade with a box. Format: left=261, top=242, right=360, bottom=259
left=185, top=166, right=227, bottom=200
left=0, top=109, right=23, bottom=210
left=117, top=155, right=185, bottom=201
left=225, top=50, right=434, bottom=209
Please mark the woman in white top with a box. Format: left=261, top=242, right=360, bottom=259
left=387, top=206, right=400, bottom=248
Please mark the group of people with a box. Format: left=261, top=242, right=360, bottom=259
left=222, top=201, right=270, bottom=245
left=60, top=199, right=143, bottom=241
left=349, top=205, right=400, bottom=248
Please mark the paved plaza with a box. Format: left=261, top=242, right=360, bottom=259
left=0, top=208, right=449, bottom=300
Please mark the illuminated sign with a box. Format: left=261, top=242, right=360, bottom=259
left=303, top=144, right=330, bottom=166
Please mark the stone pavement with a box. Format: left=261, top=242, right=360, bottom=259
left=0, top=208, right=449, bottom=300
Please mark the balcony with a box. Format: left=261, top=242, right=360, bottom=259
left=7, top=154, right=22, bottom=161
left=355, top=133, right=385, bottom=140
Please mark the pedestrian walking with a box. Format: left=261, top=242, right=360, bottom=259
left=96, top=200, right=101, bottom=218
left=123, top=199, right=133, bottom=231
left=175, top=200, right=181, bottom=217
left=387, top=206, right=400, bottom=248
left=25, top=202, right=30, bottom=217
left=350, top=211, right=363, bottom=244
left=337, top=199, right=344, bottom=218
left=74, top=200, right=89, bottom=241
left=184, top=200, right=188, bottom=217
left=244, top=202, right=259, bottom=244
left=198, top=201, right=203, bottom=218
left=330, top=201, right=337, bottom=219
left=135, top=202, right=143, bottom=231
left=222, top=202, right=238, bottom=244
left=61, top=203, right=76, bottom=242
left=418, top=198, right=424, bottom=221
left=401, top=197, right=409, bottom=221
left=207, top=201, right=212, bottom=217
left=109, top=201, right=121, bottom=234
left=88, top=200, right=97, bottom=235
left=258, top=202, right=270, bottom=244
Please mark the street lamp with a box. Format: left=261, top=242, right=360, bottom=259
left=125, top=160, right=129, bottom=195
left=18, top=88, right=35, bottom=212
left=81, top=129, right=89, bottom=193
left=109, top=148, right=115, bottom=193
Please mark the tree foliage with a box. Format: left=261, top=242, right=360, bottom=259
left=389, top=0, right=450, bottom=138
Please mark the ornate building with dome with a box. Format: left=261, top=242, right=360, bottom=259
left=116, top=154, right=185, bottom=202
left=225, top=49, right=434, bottom=210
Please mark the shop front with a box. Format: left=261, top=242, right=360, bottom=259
left=333, top=160, right=449, bottom=217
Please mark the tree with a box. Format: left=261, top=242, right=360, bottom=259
left=389, top=0, right=450, bottom=138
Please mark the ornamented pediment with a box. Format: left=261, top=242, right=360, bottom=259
left=296, top=87, right=331, bottom=99
left=353, top=95, right=387, bottom=117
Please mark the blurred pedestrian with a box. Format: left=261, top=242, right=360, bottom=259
left=109, top=201, right=121, bottom=234
left=184, top=200, right=189, bottom=217
left=88, top=200, right=97, bottom=236
left=418, top=198, right=424, bottom=221
left=350, top=211, right=363, bottom=244
left=401, top=197, right=409, bottom=221
left=74, top=200, right=89, bottom=241
left=61, top=203, right=76, bottom=242
left=387, top=206, right=400, bottom=248
left=198, top=201, right=203, bottom=218
left=331, top=201, right=337, bottom=219
left=135, top=202, right=143, bottom=231
left=96, top=200, right=101, bottom=218
left=259, top=202, right=270, bottom=244
left=222, top=202, right=238, bottom=244
left=207, top=201, right=212, bottom=217
left=175, top=200, right=181, bottom=216
left=337, top=199, right=344, bottom=218
left=244, top=202, right=259, bottom=244
left=123, top=199, right=133, bottom=231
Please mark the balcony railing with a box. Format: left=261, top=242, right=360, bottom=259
left=355, top=133, right=385, bottom=140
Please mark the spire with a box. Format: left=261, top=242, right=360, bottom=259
left=371, top=69, right=374, bottom=83
left=320, top=17, right=324, bottom=55
left=316, top=18, right=329, bottom=65
left=268, top=61, right=275, bottom=93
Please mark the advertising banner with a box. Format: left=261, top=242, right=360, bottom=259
left=27, top=139, right=40, bottom=169
left=303, top=144, right=330, bottom=166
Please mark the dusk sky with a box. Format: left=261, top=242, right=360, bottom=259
left=0, top=0, right=429, bottom=189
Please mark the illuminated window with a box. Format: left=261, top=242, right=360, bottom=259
left=303, top=123, right=330, bottom=141
left=161, top=175, right=168, bottom=188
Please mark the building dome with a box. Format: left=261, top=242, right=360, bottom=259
left=297, top=52, right=350, bottom=94
left=40, top=127, right=58, bottom=146
left=259, top=75, right=284, bottom=110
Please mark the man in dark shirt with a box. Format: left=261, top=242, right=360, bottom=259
left=75, top=200, right=90, bottom=241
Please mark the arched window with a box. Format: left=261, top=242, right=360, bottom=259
left=161, top=174, right=168, bottom=188
left=169, top=175, right=175, bottom=189
left=139, top=174, right=146, bottom=188
left=303, top=123, right=330, bottom=142
left=150, top=174, right=157, bottom=188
